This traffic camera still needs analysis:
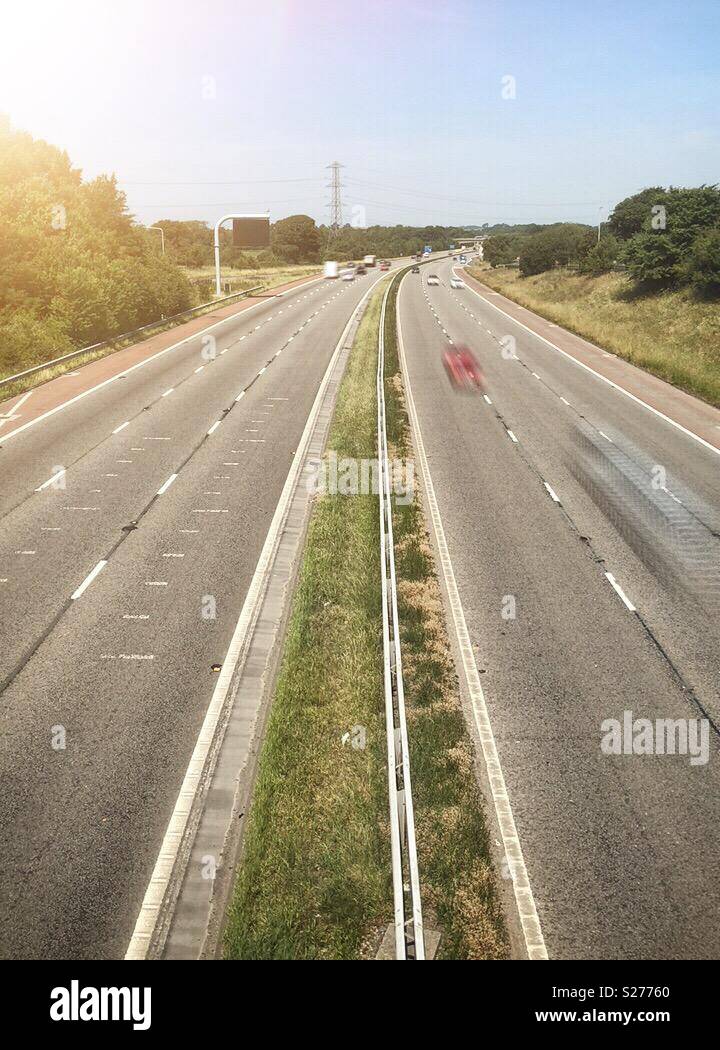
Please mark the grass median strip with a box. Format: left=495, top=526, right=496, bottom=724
left=224, top=271, right=509, bottom=960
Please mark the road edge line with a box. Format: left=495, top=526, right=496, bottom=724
left=396, top=274, right=548, bottom=961
left=0, top=274, right=326, bottom=445
left=457, top=268, right=720, bottom=459
left=124, top=269, right=389, bottom=960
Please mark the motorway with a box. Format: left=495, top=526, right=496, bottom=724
left=0, top=264, right=393, bottom=958
left=398, top=256, right=720, bottom=959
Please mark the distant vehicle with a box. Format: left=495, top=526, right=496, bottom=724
left=363, top=254, right=376, bottom=267
left=442, top=345, right=486, bottom=392
left=426, top=274, right=440, bottom=286
left=380, top=259, right=390, bottom=270
left=423, top=245, right=432, bottom=255
left=459, top=254, right=467, bottom=264
left=356, top=264, right=366, bottom=275
left=323, top=261, right=339, bottom=279
left=342, top=271, right=355, bottom=281
left=411, top=265, right=420, bottom=273
left=450, top=277, right=464, bottom=288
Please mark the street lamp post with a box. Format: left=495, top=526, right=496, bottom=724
left=149, top=225, right=165, bottom=254
left=213, top=213, right=270, bottom=298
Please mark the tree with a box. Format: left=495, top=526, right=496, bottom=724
left=608, top=188, right=667, bottom=240
left=517, top=224, right=590, bottom=276
left=271, top=214, right=322, bottom=262
left=621, top=233, right=683, bottom=285
left=688, top=229, right=720, bottom=294
left=579, top=234, right=620, bottom=276
left=483, top=235, right=517, bottom=267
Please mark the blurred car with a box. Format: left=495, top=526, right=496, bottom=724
left=426, top=274, right=440, bottom=286
left=442, top=344, right=485, bottom=392
left=380, top=260, right=390, bottom=270
left=356, top=265, right=366, bottom=275
left=450, top=277, right=464, bottom=289
left=411, top=265, right=420, bottom=273
left=342, top=271, right=355, bottom=281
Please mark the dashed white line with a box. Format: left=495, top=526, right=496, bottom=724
left=207, top=421, right=222, bottom=435
left=71, top=560, right=107, bottom=600
left=112, top=421, right=130, bottom=434
left=543, top=482, right=561, bottom=503
left=605, top=573, right=636, bottom=612
left=507, top=429, right=519, bottom=443
left=35, top=468, right=66, bottom=492
left=161, top=388, right=174, bottom=398
left=157, top=474, right=178, bottom=496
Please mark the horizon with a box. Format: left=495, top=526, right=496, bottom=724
left=1, top=0, right=718, bottom=230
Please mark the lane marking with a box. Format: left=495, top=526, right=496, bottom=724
left=125, top=263, right=389, bottom=960
left=398, top=274, right=548, bottom=961
left=157, top=474, right=178, bottom=496
left=560, top=396, right=570, bottom=406
left=483, top=394, right=492, bottom=405
left=460, top=275, right=720, bottom=459
left=71, top=560, right=107, bottom=600
left=207, top=421, right=221, bottom=435
left=112, top=421, right=130, bottom=434
left=145, top=580, right=168, bottom=586
left=0, top=275, right=326, bottom=445
left=605, top=572, right=636, bottom=612
left=507, top=429, right=519, bottom=443
left=35, top=468, right=66, bottom=492
left=544, top=481, right=561, bottom=503
left=123, top=614, right=150, bottom=620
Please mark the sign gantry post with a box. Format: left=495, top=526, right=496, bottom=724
left=213, top=213, right=271, bottom=297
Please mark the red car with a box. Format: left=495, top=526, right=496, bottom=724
left=442, top=344, right=486, bottom=392
left=380, top=260, right=390, bottom=270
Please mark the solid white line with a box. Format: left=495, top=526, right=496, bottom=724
left=112, top=421, right=130, bottom=434
left=125, top=265, right=389, bottom=961
left=605, top=572, right=636, bottom=612
left=207, top=421, right=221, bottom=435
left=71, top=560, right=107, bottom=600
left=0, top=275, right=325, bottom=445
left=460, top=274, right=720, bottom=459
left=35, top=468, right=66, bottom=492
left=397, top=275, right=548, bottom=961
left=157, top=473, right=178, bottom=495
left=544, top=481, right=561, bottom=503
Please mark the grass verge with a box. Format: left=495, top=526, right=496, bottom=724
left=469, top=265, right=720, bottom=408
left=223, top=271, right=509, bottom=959
left=0, top=266, right=321, bottom=404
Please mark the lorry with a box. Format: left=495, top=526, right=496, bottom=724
left=363, top=254, right=376, bottom=268
left=324, top=261, right=339, bottom=279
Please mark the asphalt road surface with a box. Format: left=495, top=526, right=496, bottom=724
left=0, top=265, right=393, bottom=959
left=398, top=257, right=720, bottom=959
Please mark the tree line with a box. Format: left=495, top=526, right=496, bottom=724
left=0, top=119, right=195, bottom=376
left=482, top=186, right=720, bottom=295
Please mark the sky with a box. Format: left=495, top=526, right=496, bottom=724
left=0, top=0, right=719, bottom=230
